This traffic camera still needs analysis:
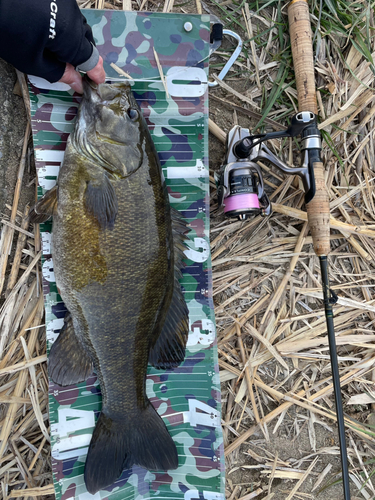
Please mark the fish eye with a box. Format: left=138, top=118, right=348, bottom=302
left=127, top=108, right=139, bottom=121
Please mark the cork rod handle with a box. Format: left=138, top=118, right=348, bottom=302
left=288, top=0, right=330, bottom=256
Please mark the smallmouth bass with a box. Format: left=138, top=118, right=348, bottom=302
left=31, top=78, right=189, bottom=494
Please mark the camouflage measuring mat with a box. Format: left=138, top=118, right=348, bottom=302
left=29, top=11, right=224, bottom=500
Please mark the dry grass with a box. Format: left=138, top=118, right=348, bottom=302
left=0, top=0, right=374, bottom=499
left=209, top=1, right=375, bottom=498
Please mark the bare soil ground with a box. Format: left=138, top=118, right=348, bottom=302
left=0, top=59, right=29, bottom=216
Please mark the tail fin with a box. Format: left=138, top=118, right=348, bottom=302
left=84, top=402, right=178, bottom=494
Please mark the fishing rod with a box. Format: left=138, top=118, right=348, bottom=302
left=288, top=1, right=350, bottom=498
left=215, top=1, right=351, bottom=498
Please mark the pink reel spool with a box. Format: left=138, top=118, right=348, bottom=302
left=224, top=193, right=260, bottom=214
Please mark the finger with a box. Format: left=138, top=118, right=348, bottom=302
left=59, top=63, right=84, bottom=94
left=86, top=56, right=106, bottom=85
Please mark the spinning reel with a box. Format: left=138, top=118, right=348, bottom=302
left=216, top=111, right=321, bottom=219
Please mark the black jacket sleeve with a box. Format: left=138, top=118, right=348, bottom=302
left=0, top=0, right=95, bottom=82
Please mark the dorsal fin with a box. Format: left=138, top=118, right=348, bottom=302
left=148, top=277, right=189, bottom=369
left=171, top=207, right=189, bottom=276
left=149, top=207, right=189, bottom=369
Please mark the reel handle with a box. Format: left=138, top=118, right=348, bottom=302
left=288, top=0, right=330, bottom=256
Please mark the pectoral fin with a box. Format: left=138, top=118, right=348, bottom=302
left=29, top=185, right=58, bottom=223
left=85, top=174, right=118, bottom=230
left=49, top=312, right=93, bottom=386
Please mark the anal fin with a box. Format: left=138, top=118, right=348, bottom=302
left=29, top=185, right=58, bottom=223
left=149, top=278, right=189, bottom=370
left=49, top=312, right=93, bottom=386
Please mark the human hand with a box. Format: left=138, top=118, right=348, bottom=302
left=59, top=56, right=106, bottom=93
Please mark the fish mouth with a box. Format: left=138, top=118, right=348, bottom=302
left=95, top=131, right=127, bottom=146
left=83, top=76, right=99, bottom=100
left=83, top=76, right=134, bottom=110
